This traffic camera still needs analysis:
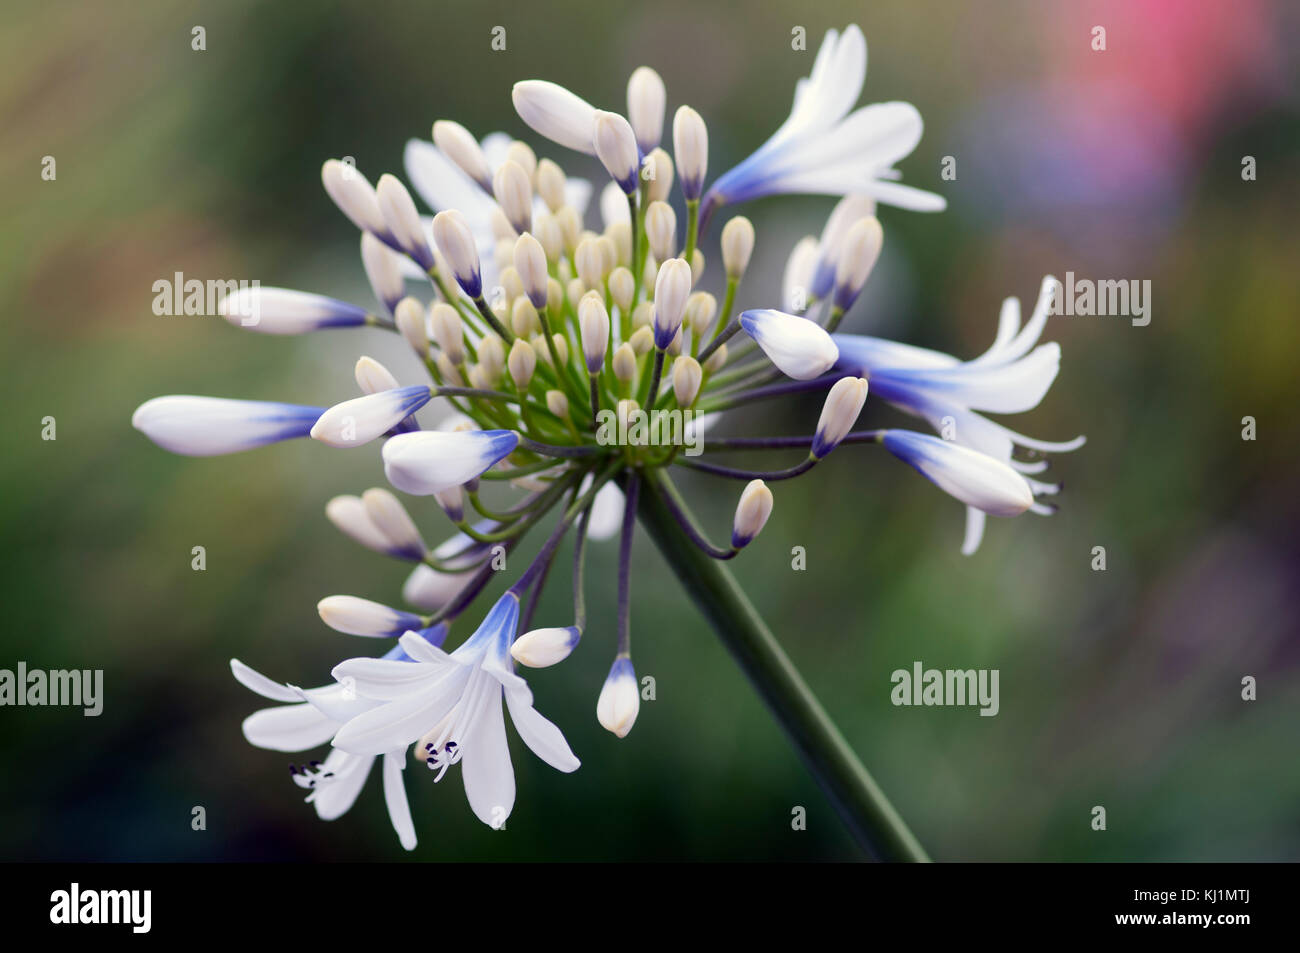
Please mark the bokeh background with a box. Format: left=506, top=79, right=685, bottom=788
left=2, top=0, right=1298, bottom=861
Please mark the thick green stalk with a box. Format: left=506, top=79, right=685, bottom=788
left=635, top=471, right=930, bottom=862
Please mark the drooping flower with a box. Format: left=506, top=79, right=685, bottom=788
left=833, top=276, right=1084, bottom=552
left=739, top=309, right=839, bottom=379
left=229, top=627, right=447, bottom=852
left=330, top=594, right=580, bottom=827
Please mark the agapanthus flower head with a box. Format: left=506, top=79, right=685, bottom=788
left=132, top=23, right=1080, bottom=850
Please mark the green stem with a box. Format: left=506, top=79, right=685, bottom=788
left=635, top=471, right=930, bottom=863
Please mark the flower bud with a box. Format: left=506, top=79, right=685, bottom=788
left=435, top=352, right=463, bottom=386
left=506, top=141, right=537, bottom=181
left=478, top=334, right=505, bottom=381
left=508, top=338, right=537, bottom=391
left=512, top=232, right=549, bottom=310
left=594, top=110, right=640, bottom=194
left=651, top=258, right=692, bottom=349
left=394, top=297, right=429, bottom=356
left=492, top=160, right=533, bottom=235
left=644, top=148, right=674, bottom=203
left=432, top=210, right=482, bottom=298
left=536, top=214, right=564, bottom=261
left=511, top=296, right=539, bottom=337
left=832, top=217, right=883, bottom=311
left=739, top=309, right=838, bottom=380
left=354, top=355, right=401, bottom=395
left=612, top=343, right=637, bottom=383
left=430, top=302, right=465, bottom=364
left=361, top=487, right=427, bottom=560
left=574, top=237, right=606, bottom=290
left=535, top=158, right=567, bottom=213
left=579, top=295, right=610, bottom=372
left=321, top=159, right=387, bottom=236
left=511, top=626, right=581, bottom=668
left=672, top=355, right=703, bottom=406
left=812, top=377, right=869, bottom=458
left=645, top=201, right=677, bottom=263
left=703, top=342, right=728, bottom=374
left=608, top=267, right=634, bottom=313
left=672, top=106, right=708, bottom=201
left=605, top=223, right=632, bottom=266
left=377, top=174, right=434, bottom=270
left=721, top=216, right=755, bottom=279
left=627, top=66, right=666, bottom=153
left=597, top=656, right=640, bottom=738
left=360, top=232, right=405, bottom=315
left=628, top=325, right=654, bottom=356
left=325, top=495, right=396, bottom=557
left=432, top=120, right=492, bottom=191
left=684, top=291, right=717, bottom=337
left=731, top=479, right=774, bottom=548
left=546, top=389, right=569, bottom=420
left=317, top=595, right=424, bottom=638
left=310, top=385, right=433, bottom=448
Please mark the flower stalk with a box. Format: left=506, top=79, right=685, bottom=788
left=635, top=469, right=930, bottom=862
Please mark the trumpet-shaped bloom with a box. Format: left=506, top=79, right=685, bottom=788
left=132, top=396, right=325, bottom=457
left=230, top=633, right=444, bottom=851
left=382, top=429, right=519, bottom=496
left=835, top=278, right=1084, bottom=551
left=330, top=593, right=580, bottom=827
left=740, top=309, right=839, bottom=380
left=701, top=26, right=944, bottom=228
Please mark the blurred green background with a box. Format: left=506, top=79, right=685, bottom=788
left=2, top=0, right=1298, bottom=862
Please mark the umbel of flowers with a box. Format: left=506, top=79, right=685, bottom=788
left=133, top=25, right=1081, bottom=851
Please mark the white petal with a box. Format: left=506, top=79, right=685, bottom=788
left=330, top=667, right=470, bottom=754
left=242, top=703, right=337, bottom=752
left=329, top=657, right=448, bottom=701
left=132, top=396, right=323, bottom=457
left=382, top=750, right=418, bottom=850
left=311, top=749, right=374, bottom=821
left=230, top=658, right=300, bottom=703
left=503, top=682, right=580, bottom=772
left=460, top=690, right=515, bottom=827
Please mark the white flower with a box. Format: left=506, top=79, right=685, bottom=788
left=310, top=385, right=433, bottom=449
left=721, top=216, right=755, bottom=278
left=833, top=276, right=1084, bottom=552
left=701, top=26, right=944, bottom=227
left=231, top=649, right=432, bottom=851
left=739, top=309, right=839, bottom=379
left=432, top=210, right=484, bottom=299
left=132, top=396, right=324, bottom=457
left=831, top=216, right=883, bottom=311
left=217, top=286, right=369, bottom=335
left=881, top=430, right=1034, bottom=517
left=596, top=656, right=639, bottom=738
left=330, top=594, right=580, bottom=827
left=492, top=160, right=533, bottom=235
left=512, top=80, right=599, bottom=155
left=432, top=119, right=493, bottom=192
left=382, top=429, right=520, bottom=496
